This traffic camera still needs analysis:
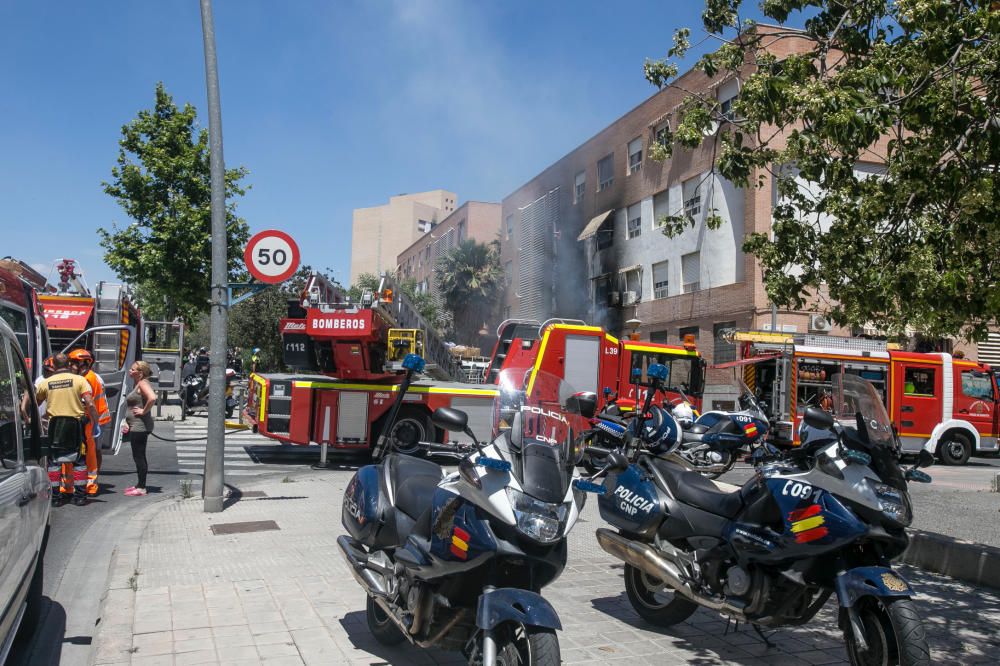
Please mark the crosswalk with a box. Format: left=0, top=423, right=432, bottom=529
left=171, top=420, right=317, bottom=477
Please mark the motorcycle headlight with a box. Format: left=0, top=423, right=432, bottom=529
left=873, top=482, right=912, bottom=526
left=505, top=488, right=569, bottom=544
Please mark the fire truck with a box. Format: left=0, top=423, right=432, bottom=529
left=246, top=274, right=706, bottom=453
left=728, top=331, right=999, bottom=465
left=0, top=259, right=50, bottom=378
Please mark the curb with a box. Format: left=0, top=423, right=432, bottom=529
left=898, top=529, right=1000, bottom=590
left=88, top=495, right=174, bottom=666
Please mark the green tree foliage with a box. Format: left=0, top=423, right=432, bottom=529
left=398, top=277, right=444, bottom=331
left=646, top=1, right=1000, bottom=340
left=434, top=240, right=504, bottom=344
left=100, top=82, right=250, bottom=322
left=347, top=273, right=381, bottom=303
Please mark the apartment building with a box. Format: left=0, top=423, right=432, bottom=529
left=396, top=201, right=502, bottom=297
left=498, top=27, right=858, bottom=407
left=350, top=189, right=457, bottom=286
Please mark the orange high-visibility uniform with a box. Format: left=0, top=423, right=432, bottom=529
left=37, top=371, right=92, bottom=497
left=83, top=369, right=111, bottom=495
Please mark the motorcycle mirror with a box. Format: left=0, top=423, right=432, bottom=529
left=606, top=451, right=630, bottom=471
left=431, top=407, right=468, bottom=432
left=565, top=391, right=597, bottom=419
left=803, top=406, right=835, bottom=430
left=916, top=450, right=934, bottom=469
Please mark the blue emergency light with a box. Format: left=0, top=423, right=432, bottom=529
left=647, top=363, right=669, bottom=381
left=402, top=354, right=426, bottom=373
left=573, top=479, right=607, bottom=495
left=475, top=456, right=512, bottom=472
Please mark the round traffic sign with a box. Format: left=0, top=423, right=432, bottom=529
left=243, top=229, right=300, bottom=284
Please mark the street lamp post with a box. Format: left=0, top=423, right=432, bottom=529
left=199, top=0, right=227, bottom=513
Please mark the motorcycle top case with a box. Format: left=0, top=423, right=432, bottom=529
left=598, top=465, right=666, bottom=537
left=343, top=465, right=391, bottom=546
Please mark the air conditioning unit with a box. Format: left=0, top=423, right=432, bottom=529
left=622, top=291, right=639, bottom=306
left=607, top=291, right=621, bottom=306
left=809, top=314, right=833, bottom=333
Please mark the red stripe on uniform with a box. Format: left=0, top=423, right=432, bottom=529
left=788, top=504, right=822, bottom=522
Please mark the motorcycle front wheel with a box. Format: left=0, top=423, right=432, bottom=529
left=623, top=564, right=698, bottom=626
left=842, top=598, right=929, bottom=666
left=490, top=623, right=559, bottom=666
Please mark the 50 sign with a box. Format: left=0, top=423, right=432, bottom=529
left=243, top=230, right=300, bottom=284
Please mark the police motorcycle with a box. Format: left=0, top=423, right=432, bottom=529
left=672, top=380, right=770, bottom=479
left=575, top=370, right=932, bottom=665
left=338, top=355, right=597, bottom=666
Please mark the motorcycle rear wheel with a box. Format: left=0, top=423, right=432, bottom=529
left=623, top=564, right=698, bottom=627
left=843, top=598, right=929, bottom=666
left=366, top=594, right=406, bottom=646
left=491, top=623, right=560, bottom=666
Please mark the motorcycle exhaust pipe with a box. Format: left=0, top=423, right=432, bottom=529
left=337, top=535, right=388, bottom=598
left=595, top=528, right=747, bottom=617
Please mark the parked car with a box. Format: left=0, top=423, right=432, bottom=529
left=0, top=318, right=49, bottom=663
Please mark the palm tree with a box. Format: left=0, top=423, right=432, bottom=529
left=434, top=239, right=505, bottom=345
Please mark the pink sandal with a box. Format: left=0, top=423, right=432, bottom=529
left=125, top=487, right=147, bottom=496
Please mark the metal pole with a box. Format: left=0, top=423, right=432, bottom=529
left=771, top=303, right=778, bottom=332
left=200, top=0, right=227, bottom=513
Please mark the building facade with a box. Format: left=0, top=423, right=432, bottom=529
left=350, top=189, right=457, bottom=286
left=396, top=201, right=502, bottom=297
left=498, top=27, right=857, bottom=407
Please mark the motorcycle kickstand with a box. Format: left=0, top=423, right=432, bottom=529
left=751, top=623, right=776, bottom=649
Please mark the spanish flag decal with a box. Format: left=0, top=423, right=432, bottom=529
left=743, top=422, right=759, bottom=438
left=788, top=504, right=828, bottom=543
left=450, top=526, right=470, bottom=559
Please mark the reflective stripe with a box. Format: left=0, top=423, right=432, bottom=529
left=87, top=371, right=112, bottom=425
left=289, top=381, right=496, bottom=397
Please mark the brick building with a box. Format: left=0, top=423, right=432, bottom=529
left=498, top=27, right=859, bottom=407
left=396, top=201, right=502, bottom=298
left=350, top=189, right=457, bottom=286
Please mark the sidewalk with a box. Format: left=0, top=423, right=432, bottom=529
left=91, top=471, right=1000, bottom=666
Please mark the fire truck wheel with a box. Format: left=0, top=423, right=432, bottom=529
left=386, top=409, right=431, bottom=457
left=937, top=433, right=972, bottom=466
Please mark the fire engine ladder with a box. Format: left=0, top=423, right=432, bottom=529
left=92, top=282, right=126, bottom=374
left=486, top=319, right=541, bottom=383
left=376, top=275, right=462, bottom=382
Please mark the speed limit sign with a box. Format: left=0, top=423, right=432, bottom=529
left=243, top=230, right=300, bottom=284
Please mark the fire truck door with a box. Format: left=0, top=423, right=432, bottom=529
left=891, top=360, right=942, bottom=451
left=60, top=324, right=137, bottom=454
left=954, top=368, right=998, bottom=451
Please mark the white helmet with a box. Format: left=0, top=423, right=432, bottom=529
left=672, top=401, right=694, bottom=426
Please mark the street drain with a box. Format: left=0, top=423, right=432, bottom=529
left=210, top=520, right=280, bottom=535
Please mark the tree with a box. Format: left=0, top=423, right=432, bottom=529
left=398, top=277, right=444, bottom=331
left=100, top=82, right=250, bottom=322
left=347, top=273, right=381, bottom=303
left=434, top=240, right=504, bottom=345
left=645, top=1, right=1000, bottom=341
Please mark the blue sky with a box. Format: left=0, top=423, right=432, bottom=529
left=0, top=1, right=761, bottom=289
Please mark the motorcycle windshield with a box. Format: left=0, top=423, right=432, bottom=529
left=736, top=379, right=767, bottom=420
left=494, top=368, right=582, bottom=504
left=828, top=373, right=895, bottom=449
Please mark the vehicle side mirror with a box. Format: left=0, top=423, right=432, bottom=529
left=431, top=407, right=468, bottom=432
left=916, top=450, right=934, bottom=468
left=565, top=391, right=597, bottom=419
left=803, top=407, right=835, bottom=430
left=606, top=451, right=630, bottom=471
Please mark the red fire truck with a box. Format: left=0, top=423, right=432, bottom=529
left=0, top=260, right=51, bottom=379
left=246, top=276, right=706, bottom=453
left=729, top=331, right=999, bottom=465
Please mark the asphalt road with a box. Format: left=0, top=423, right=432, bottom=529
left=7, top=417, right=329, bottom=666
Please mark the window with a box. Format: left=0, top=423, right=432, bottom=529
left=679, top=326, right=699, bottom=341
left=11, top=346, right=39, bottom=464
left=574, top=171, right=586, bottom=205
left=654, top=121, right=670, bottom=148
left=597, top=154, right=614, bottom=191
left=622, top=268, right=641, bottom=301
left=681, top=252, right=700, bottom=293
left=713, top=322, right=737, bottom=364
left=424, top=246, right=431, bottom=263
left=650, top=331, right=669, bottom=344
left=504, top=261, right=513, bottom=287
left=652, top=261, right=669, bottom=299
left=505, top=214, right=514, bottom=242
left=628, top=138, right=643, bottom=174
left=718, top=78, right=740, bottom=122
left=626, top=203, right=642, bottom=239
left=0, top=305, right=29, bottom=358
left=457, top=221, right=466, bottom=243
left=683, top=177, right=701, bottom=221
left=0, top=343, right=17, bottom=467
left=904, top=368, right=936, bottom=396
left=653, top=189, right=669, bottom=229
left=596, top=217, right=614, bottom=251
left=961, top=370, right=994, bottom=400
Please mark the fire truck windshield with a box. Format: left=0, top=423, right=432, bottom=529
left=630, top=351, right=703, bottom=397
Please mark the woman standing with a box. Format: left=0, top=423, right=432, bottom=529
left=124, top=361, right=156, bottom=496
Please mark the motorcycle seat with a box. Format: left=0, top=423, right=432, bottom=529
left=650, top=458, right=745, bottom=518
left=387, top=454, right=443, bottom=521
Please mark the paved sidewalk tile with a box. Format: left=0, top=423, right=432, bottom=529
left=92, top=473, right=1000, bottom=665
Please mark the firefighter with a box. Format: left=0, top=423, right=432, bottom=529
left=36, top=353, right=97, bottom=506
left=68, top=349, right=111, bottom=497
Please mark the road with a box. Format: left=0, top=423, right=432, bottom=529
left=8, top=414, right=329, bottom=666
